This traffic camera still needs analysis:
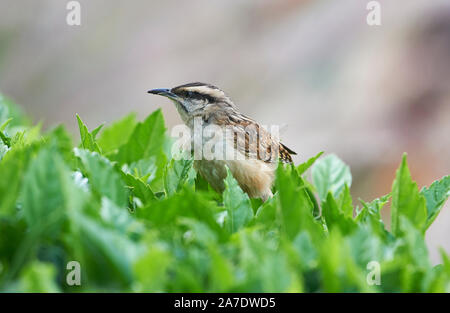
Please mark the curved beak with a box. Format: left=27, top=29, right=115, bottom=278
left=147, top=88, right=178, bottom=100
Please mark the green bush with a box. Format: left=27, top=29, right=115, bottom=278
left=0, top=94, right=449, bottom=292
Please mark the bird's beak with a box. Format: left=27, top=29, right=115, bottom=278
left=147, top=88, right=179, bottom=100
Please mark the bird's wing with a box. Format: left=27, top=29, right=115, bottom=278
left=210, top=111, right=294, bottom=163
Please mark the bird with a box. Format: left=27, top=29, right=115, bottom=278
left=148, top=82, right=296, bottom=201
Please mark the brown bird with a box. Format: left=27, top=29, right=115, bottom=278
left=148, top=82, right=296, bottom=201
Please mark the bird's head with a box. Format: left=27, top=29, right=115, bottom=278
left=148, top=82, right=233, bottom=122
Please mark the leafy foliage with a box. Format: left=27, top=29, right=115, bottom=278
left=421, top=175, right=450, bottom=229
left=223, top=169, right=253, bottom=233
left=0, top=95, right=449, bottom=292
left=391, top=154, right=428, bottom=235
left=312, top=154, right=352, bottom=201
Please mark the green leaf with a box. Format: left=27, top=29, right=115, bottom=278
left=322, top=192, right=357, bottom=235
left=195, top=173, right=211, bottom=192
left=47, top=125, right=74, bottom=164
left=3, top=145, right=85, bottom=287
left=137, top=189, right=225, bottom=240
left=397, top=216, right=430, bottom=269
left=391, top=154, right=427, bottom=236
left=236, top=230, right=293, bottom=292
left=123, top=173, right=155, bottom=205
left=76, top=114, right=101, bottom=153
left=21, top=147, right=73, bottom=236
left=303, top=179, right=320, bottom=218
left=312, top=154, right=352, bottom=202
left=338, top=184, right=353, bottom=218
left=292, top=231, right=318, bottom=270
left=276, top=164, right=320, bottom=240
left=356, top=194, right=390, bottom=222
left=208, top=245, right=234, bottom=292
left=223, top=168, right=254, bottom=233
left=18, top=262, right=60, bottom=292
left=122, top=155, right=166, bottom=193
left=347, top=224, right=386, bottom=269
left=0, top=94, right=29, bottom=128
left=355, top=194, right=390, bottom=236
left=74, top=211, right=144, bottom=285
left=318, top=230, right=371, bottom=292
left=91, top=124, right=104, bottom=139
left=254, top=194, right=278, bottom=227
left=115, top=109, right=166, bottom=164
left=9, top=131, right=24, bottom=148
left=439, top=249, right=450, bottom=290
left=421, top=175, right=450, bottom=230
left=179, top=217, right=218, bottom=245
left=74, top=148, right=128, bottom=207
left=0, top=142, right=8, bottom=161
left=99, top=197, right=143, bottom=234
left=0, top=130, right=11, bottom=147
left=97, top=113, right=137, bottom=155
left=133, top=244, right=172, bottom=292
left=0, top=143, right=40, bottom=215
left=122, top=156, right=158, bottom=180
left=296, top=151, right=324, bottom=176
left=0, top=118, right=12, bottom=132
left=21, top=123, right=42, bottom=146
left=164, top=158, right=196, bottom=196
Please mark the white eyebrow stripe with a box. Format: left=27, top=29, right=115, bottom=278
left=182, top=86, right=225, bottom=98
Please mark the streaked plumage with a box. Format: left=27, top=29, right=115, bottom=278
left=148, top=82, right=296, bottom=201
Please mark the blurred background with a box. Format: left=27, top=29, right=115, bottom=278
left=0, top=0, right=448, bottom=263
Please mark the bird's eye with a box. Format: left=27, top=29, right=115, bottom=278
left=186, top=91, right=193, bottom=98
